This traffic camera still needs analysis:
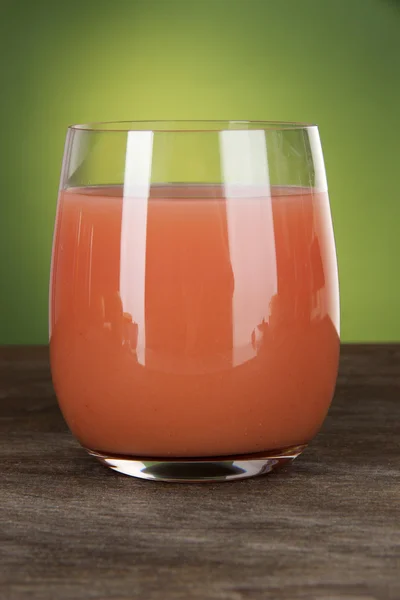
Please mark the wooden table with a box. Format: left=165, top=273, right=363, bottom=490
left=1, top=345, right=399, bottom=600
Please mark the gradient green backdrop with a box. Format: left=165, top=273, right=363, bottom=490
left=1, top=0, right=399, bottom=343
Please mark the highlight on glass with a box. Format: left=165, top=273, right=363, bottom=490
left=50, top=121, right=340, bottom=482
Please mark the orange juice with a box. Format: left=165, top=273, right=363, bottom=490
left=50, top=185, right=339, bottom=457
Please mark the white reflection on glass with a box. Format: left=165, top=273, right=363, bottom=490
left=219, top=130, right=277, bottom=367
left=308, top=127, right=328, bottom=192
left=308, top=128, right=339, bottom=335
left=120, top=131, right=153, bottom=365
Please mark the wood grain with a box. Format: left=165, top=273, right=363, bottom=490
left=0, top=345, right=399, bottom=600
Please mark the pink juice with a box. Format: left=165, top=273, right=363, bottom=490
left=50, top=185, right=340, bottom=457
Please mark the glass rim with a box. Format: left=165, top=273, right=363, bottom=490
left=68, top=120, right=318, bottom=133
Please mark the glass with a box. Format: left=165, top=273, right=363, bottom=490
left=50, top=120, right=340, bottom=482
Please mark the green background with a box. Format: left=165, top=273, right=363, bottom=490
left=1, top=0, right=399, bottom=344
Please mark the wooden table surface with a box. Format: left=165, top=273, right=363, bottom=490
left=0, top=345, right=399, bottom=600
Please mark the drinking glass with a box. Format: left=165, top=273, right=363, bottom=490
left=50, top=121, right=340, bottom=482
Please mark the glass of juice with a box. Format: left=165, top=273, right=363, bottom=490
left=50, top=121, right=340, bottom=482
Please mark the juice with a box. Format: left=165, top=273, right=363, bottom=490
left=50, top=185, right=339, bottom=457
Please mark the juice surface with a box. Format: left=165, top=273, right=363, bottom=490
left=50, top=185, right=340, bottom=457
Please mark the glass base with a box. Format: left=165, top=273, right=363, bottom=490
left=86, top=444, right=307, bottom=482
